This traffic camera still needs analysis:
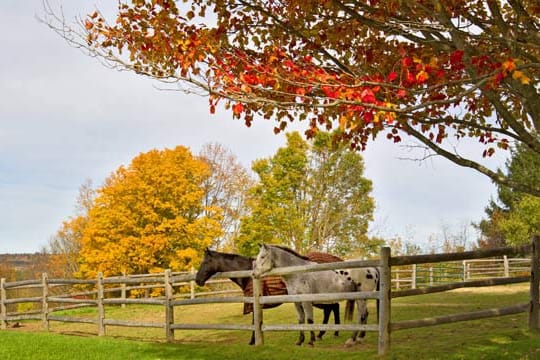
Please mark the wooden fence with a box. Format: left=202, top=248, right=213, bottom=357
left=1, top=235, right=539, bottom=355
left=392, top=256, right=531, bottom=289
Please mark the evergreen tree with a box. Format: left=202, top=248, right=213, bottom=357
left=477, top=140, right=540, bottom=247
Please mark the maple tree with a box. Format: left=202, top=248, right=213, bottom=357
left=236, top=131, right=379, bottom=257
left=45, top=0, right=539, bottom=197
left=78, top=146, right=222, bottom=278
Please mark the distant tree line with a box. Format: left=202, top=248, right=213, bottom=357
left=0, top=254, right=49, bottom=281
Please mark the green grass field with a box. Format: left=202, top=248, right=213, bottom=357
left=2, top=284, right=540, bottom=359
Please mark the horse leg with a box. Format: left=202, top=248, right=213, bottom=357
left=304, top=302, right=316, bottom=346
left=294, top=303, right=305, bottom=346
left=317, top=306, right=331, bottom=339
left=345, top=299, right=368, bottom=347
left=359, top=299, right=369, bottom=340
left=333, top=302, right=340, bottom=337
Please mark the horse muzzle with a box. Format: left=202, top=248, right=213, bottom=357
left=252, top=267, right=267, bottom=278
left=194, top=275, right=208, bottom=286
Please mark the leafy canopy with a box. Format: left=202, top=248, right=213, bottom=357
left=46, top=0, right=539, bottom=196
left=78, top=146, right=222, bottom=278
left=236, top=131, right=378, bottom=257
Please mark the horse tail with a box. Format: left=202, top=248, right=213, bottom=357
left=344, top=299, right=355, bottom=322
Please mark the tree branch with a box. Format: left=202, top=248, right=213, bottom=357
left=401, top=122, right=540, bottom=197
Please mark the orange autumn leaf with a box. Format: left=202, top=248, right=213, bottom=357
left=416, top=70, right=429, bottom=83
left=502, top=59, right=516, bottom=73
left=232, top=103, right=244, bottom=115
left=512, top=70, right=531, bottom=85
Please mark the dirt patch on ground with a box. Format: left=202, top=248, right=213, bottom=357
left=4, top=321, right=42, bottom=332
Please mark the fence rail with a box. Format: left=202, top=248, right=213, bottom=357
left=391, top=256, right=531, bottom=290
left=1, top=236, right=539, bottom=356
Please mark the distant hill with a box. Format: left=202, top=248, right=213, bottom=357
left=0, top=253, right=50, bottom=280
left=0, top=253, right=41, bottom=270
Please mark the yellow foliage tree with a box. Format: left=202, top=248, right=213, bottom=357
left=78, top=146, right=222, bottom=278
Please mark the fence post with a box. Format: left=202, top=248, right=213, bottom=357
left=41, top=273, right=49, bottom=331
left=165, top=269, right=174, bottom=342
left=252, top=276, right=263, bottom=345
left=190, top=267, right=196, bottom=300
left=121, top=272, right=127, bottom=309
left=378, top=246, right=391, bottom=356
left=0, top=278, right=6, bottom=330
left=411, top=264, right=416, bottom=289
left=429, top=267, right=433, bottom=286
left=503, top=256, right=510, bottom=278
left=97, top=272, right=105, bottom=336
left=529, top=235, right=540, bottom=331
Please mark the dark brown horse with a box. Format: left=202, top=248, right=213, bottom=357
left=195, top=248, right=344, bottom=345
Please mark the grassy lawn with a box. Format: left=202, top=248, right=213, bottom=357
left=2, top=284, right=540, bottom=359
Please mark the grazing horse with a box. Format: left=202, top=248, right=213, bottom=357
left=253, top=244, right=378, bottom=347
left=195, top=248, right=343, bottom=345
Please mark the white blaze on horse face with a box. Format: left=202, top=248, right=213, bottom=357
left=253, top=245, right=272, bottom=277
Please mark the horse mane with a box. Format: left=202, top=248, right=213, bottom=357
left=270, top=245, right=310, bottom=261
left=209, top=249, right=254, bottom=261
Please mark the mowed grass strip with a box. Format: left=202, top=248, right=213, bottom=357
left=2, top=284, right=540, bottom=359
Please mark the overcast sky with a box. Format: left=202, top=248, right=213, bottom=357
left=0, top=1, right=507, bottom=254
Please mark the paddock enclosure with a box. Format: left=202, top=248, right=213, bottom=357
left=1, top=235, right=539, bottom=355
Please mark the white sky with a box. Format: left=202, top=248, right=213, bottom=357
left=0, top=1, right=506, bottom=254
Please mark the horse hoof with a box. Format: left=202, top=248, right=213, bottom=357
left=345, top=338, right=356, bottom=347
left=307, top=342, right=314, bottom=347
left=295, top=341, right=303, bottom=346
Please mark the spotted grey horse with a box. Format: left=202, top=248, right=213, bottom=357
left=253, top=244, right=379, bottom=346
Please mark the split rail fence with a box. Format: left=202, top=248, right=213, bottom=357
left=391, top=255, right=531, bottom=289
left=1, top=235, right=539, bottom=355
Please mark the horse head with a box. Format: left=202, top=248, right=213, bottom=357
left=252, top=244, right=273, bottom=278
left=195, top=248, right=215, bottom=286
